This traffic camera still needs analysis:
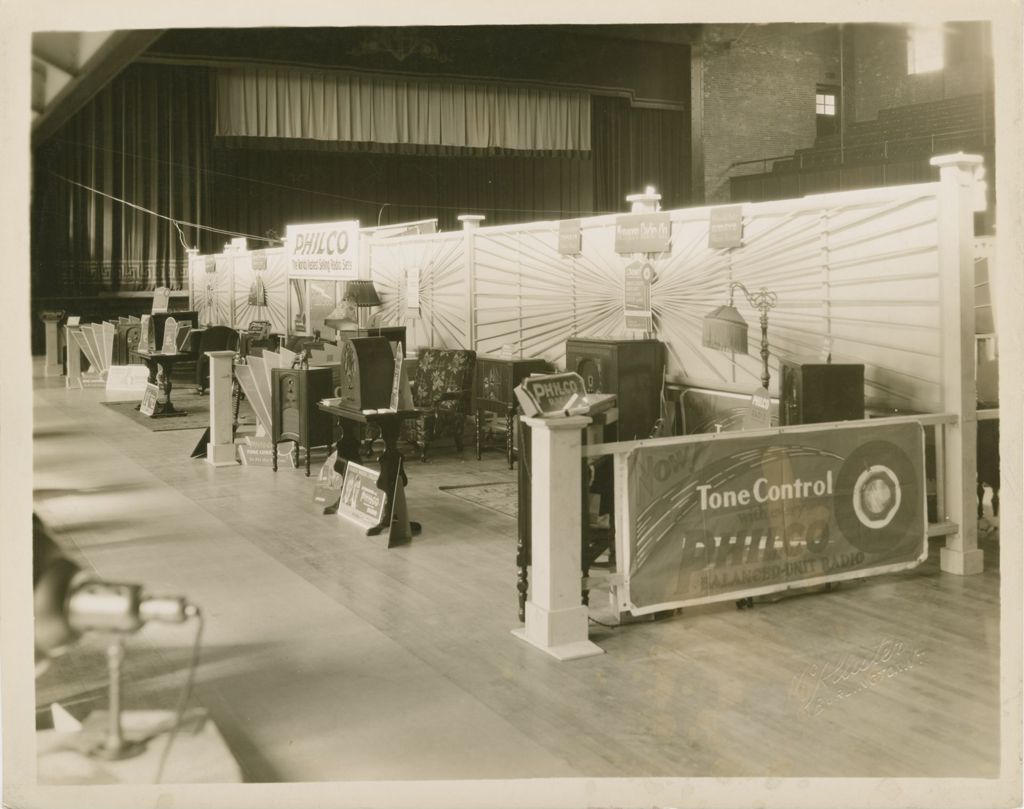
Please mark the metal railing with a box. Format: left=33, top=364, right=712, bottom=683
left=727, top=126, right=993, bottom=178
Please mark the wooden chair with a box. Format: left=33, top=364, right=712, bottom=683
left=401, top=348, right=476, bottom=462
left=194, top=326, right=240, bottom=393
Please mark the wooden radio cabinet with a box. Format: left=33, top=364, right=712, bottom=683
left=271, top=366, right=336, bottom=476
left=336, top=337, right=395, bottom=411
left=564, top=338, right=664, bottom=441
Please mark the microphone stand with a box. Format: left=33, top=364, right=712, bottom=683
left=90, top=635, right=146, bottom=760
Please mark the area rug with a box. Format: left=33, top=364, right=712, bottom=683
left=438, top=481, right=518, bottom=519
left=100, top=395, right=255, bottom=433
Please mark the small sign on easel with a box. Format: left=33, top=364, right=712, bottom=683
left=139, top=383, right=159, bottom=416
left=337, top=461, right=386, bottom=531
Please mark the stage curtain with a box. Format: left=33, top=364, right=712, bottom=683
left=207, top=145, right=595, bottom=238
left=214, top=66, right=591, bottom=153
left=592, top=95, right=691, bottom=213
left=32, top=63, right=214, bottom=296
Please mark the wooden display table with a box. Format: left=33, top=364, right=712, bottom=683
left=133, top=350, right=192, bottom=418
left=318, top=404, right=423, bottom=547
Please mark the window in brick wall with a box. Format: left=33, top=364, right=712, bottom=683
left=907, top=25, right=945, bottom=74
left=816, top=86, right=839, bottom=138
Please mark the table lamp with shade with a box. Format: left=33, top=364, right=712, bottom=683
left=324, top=280, right=382, bottom=335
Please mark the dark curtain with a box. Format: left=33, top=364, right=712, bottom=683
left=208, top=145, right=594, bottom=235
left=32, top=63, right=214, bottom=297
left=31, top=66, right=690, bottom=303
left=592, top=95, right=691, bottom=214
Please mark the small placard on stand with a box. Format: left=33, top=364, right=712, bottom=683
left=743, top=386, right=772, bottom=429
left=337, top=461, right=386, bottom=531
left=139, top=383, right=159, bottom=416
left=239, top=436, right=296, bottom=467
left=708, top=205, right=744, bottom=249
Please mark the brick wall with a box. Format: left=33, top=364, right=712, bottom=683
left=852, top=22, right=992, bottom=122
left=701, top=24, right=840, bottom=203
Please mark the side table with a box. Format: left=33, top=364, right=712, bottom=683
left=133, top=350, right=191, bottom=418
left=318, top=404, right=423, bottom=547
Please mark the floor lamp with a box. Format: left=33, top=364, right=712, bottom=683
left=702, top=281, right=778, bottom=389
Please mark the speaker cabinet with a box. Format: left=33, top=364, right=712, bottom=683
left=564, top=338, right=665, bottom=441
left=779, top=360, right=864, bottom=425
left=114, top=322, right=143, bottom=365
left=336, top=337, right=395, bottom=411
left=271, top=366, right=336, bottom=449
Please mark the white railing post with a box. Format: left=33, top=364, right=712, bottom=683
left=205, top=350, right=239, bottom=467
left=458, top=214, right=484, bottom=351
left=931, top=153, right=984, bottom=575
left=512, top=415, right=604, bottom=661
left=41, top=312, right=63, bottom=377
left=65, top=325, right=83, bottom=389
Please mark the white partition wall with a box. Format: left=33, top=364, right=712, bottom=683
left=186, top=163, right=975, bottom=416
left=464, top=185, right=946, bottom=411
left=355, top=181, right=950, bottom=412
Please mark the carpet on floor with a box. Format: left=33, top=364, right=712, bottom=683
left=100, top=394, right=255, bottom=432
left=439, top=481, right=517, bottom=518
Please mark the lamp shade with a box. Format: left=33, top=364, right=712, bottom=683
left=702, top=305, right=749, bottom=354
left=342, top=280, right=382, bottom=307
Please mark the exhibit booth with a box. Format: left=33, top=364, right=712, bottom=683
left=48, top=153, right=997, bottom=658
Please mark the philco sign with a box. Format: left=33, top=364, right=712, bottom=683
left=514, top=372, right=589, bottom=418
left=286, top=220, right=360, bottom=280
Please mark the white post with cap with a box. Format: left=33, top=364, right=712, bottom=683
left=458, top=214, right=485, bottom=351
left=930, top=153, right=984, bottom=575
left=512, top=414, right=604, bottom=660
left=41, top=313, right=64, bottom=377
left=205, top=350, right=238, bottom=467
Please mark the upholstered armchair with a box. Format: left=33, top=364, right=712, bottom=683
left=401, top=348, right=476, bottom=462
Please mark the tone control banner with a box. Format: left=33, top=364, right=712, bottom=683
left=624, top=421, right=927, bottom=613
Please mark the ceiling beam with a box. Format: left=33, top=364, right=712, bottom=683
left=32, top=29, right=166, bottom=148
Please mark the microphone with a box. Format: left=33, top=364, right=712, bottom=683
left=67, top=579, right=199, bottom=635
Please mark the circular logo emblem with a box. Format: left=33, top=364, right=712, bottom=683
left=834, top=440, right=918, bottom=554
left=851, top=465, right=902, bottom=529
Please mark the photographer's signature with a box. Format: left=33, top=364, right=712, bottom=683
left=790, top=638, right=926, bottom=717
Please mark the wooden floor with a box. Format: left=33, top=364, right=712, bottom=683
left=31, top=366, right=1002, bottom=782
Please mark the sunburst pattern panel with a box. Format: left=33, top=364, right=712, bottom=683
left=369, top=233, right=468, bottom=349
left=473, top=222, right=624, bottom=367
left=232, top=249, right=289, bottom=334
